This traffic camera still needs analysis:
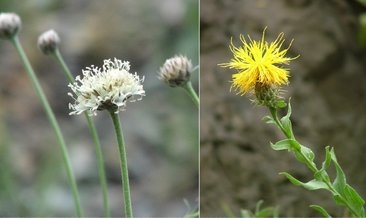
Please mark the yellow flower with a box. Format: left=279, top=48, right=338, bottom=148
left=220, top=29, right=297, bottom=96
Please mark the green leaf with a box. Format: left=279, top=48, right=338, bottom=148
left=310, top=205, right=332, bottom=218
left=297, top=145, right=315, bottom=162
left=321, top=146, right=332, bottom=171
left=270, top=139, right=291, bottom=151
left=344, top=185, right=365, bottom=208
left=330, top=149, right=346, bottom=192
left=315, top=147, right=331, bottom=183
left=280, top=172, right=328, bottom=191
left=255, top=207, right=276, bottom=218
left=280, top=101, right=294, bottom=138
left=240, top=209, right=251, bottom=218
left=254, top=200, right=264, bottom=214
left=262, top=115, right=275, bottom=124
left=275, top=100, right=287, bottom=108
left=330, top=149, right=366, bottom=216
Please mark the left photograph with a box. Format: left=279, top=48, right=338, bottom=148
left=0, top=0, right=198, bottom=217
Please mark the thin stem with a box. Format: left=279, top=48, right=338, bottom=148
left=52, top=48, right=110, bottom=217
left=269, top=106, right=317, bottom=172
left=182, top=81, right=199, bottom=107
left=109, top=111, right=133, bottom=217
left=269, top=107, right=291, bottom=139
left=10, top=36, right=83, bottom=217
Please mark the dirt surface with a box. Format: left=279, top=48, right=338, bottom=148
left=200, top=0, right=366, bottom=217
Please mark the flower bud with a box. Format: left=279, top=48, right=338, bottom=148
left=159, top=55, right=193, bottom=87
left=0, top=12, right=21, bottom=39
left=38, top=29, right=60, bottom=55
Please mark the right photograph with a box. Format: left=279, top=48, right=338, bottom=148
left=200, top=0, right=366, bottom=217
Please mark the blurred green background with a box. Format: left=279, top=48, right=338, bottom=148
left=0, top=0, right=198, bottom=216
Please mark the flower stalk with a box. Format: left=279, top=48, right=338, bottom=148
left=109, top=110, right=133, bottom=217
left=182, top=81, right=199, bottom=107
left=48, top=42, right=110, bottom=217
left=9, top=35, right=83, bottom=217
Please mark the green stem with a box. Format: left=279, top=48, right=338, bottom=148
left=10, top=36, right=83, bottom=217
left=109, top=111, right=133, bottom=217
left=52, top=48, right=110, bottom=217
left=269, top=106, right=318, bottom=172
left=182, top=81, right=199, bottom=107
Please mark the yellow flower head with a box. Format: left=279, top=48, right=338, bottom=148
left=220, top=28, right=297, bottom=96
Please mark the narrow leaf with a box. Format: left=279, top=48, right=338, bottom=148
left=255, top=207, right=276, bottom=217
left=310, top=205, right=331, bottom=218
left=270, top=139, right=292, bottom=151
left=322, top=146, right=332, bottom=170
left=330, top=148, right=346, bottom=192
left=300, top=145, right=315, bottom=162
left=262, top=115, right=275, bottom=124
left=280, top=172, right=328, bottom=191
left=240, top=209, right=251, bottom=218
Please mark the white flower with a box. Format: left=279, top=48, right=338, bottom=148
left=68, top=58, right=145, bottom=115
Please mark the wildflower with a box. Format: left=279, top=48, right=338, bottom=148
left=159, top=55, right=193, bottom=87
left=38, top=29, right=60, bottom=55
left=68, top=58, right=145, bottom=115
left=0, top=12, right=21, bottom=39
left=220, top=29, right=297, bottom=106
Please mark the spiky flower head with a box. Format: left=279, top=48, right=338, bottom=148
left=220, top=28, right=297, bottom=107
left=159, top=55, right=193, bottom=87
left=0, top=12, right=21, bottom=39
left=38, top=29, right=60, bottom=55
left=68, top=58, right=145, bottom=115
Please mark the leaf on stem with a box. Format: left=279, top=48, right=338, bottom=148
left=330, top=149, right=366, bottom=216
left=270, top=138, right=301, bottom=151
left=296, top=145, right=315, bottom=163
left=280, top=172, right=328, bottom=190
left=262, top=115, right=276, bottom=124
left=280, top=101, right=294, bottom=138
left=310, top=205, right=332, bottom=217
left=329, top=148, right=365, bottom=216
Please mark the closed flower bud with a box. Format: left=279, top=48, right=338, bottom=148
left=0, top=12, right=21, bottom=39
left=38, top=29, right=60, bottom=55
left=159, top=55, right=192, bottom=87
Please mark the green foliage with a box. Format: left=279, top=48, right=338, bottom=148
left=265, top=102, right=366, bottom=217
left=224, top=201, right=279, bottom=218
left=240, top=200, right=279, bottom=218
left=309, top=205, right=331, bottom=218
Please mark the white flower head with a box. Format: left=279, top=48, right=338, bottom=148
left=68, top=58, right=145, bottom=116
